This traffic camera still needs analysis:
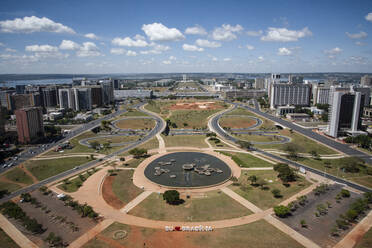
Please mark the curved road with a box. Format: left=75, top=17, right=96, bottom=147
left=0, top=102, right=166, bottom=203
left=210, top=103, right=372, bottom=193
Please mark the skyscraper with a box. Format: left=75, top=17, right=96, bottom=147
left=15, top=107, right=44, bottom=144
left=58, top=88, right=75, bottom=110
left=327, top=90, right=365, bottom=138
left=41, top=87, right=58, bottom=107
left=73, top=88, right=92, bottom=111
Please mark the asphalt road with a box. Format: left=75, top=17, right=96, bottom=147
left=210, top=103, right=372, bottom=193
left=0, top=102, right=166, bottom=203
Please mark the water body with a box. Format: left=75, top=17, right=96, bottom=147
left=144, top=152, right=231, bottom=188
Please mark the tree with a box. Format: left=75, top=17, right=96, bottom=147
left=274, top=205, right=291, bottom=218
left=340, top=189, right=350, bottom=198
left=274, top=164, right=296, bottom=183
left=237, top=140, right=252, bottom=150
left=90, top=141, right=100, bottom=150
left=248, top=175, right=257, bottom=185
left=310, top=150, right=320, bottom=160
left=271, top=189, right=282, bottom=198
left=285, top=144, right=299, bottom=159
left=103, top=142, right=111, bottom=149
left=163, top=190, right=183, bottom=205
left=129, top=148, right=148, bottom=158
left=300, top=219, right=307, bottom=228
left=257, top=178, right=268, bottom=190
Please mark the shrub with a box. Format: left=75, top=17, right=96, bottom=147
left=300, top=219, right=307, bottom=228
left=271, top=189, right=282, bottom=198
left=274, top=205, right=291, bottom=218
left=340, top=189, right=350, bottom=198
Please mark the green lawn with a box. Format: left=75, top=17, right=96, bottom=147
left=3, top=167, right=33, bottom=185
left=291, top=156, right=372, bottom=189
left=169, top=109, right=220, bottom=129
left=115, top=118, right=154, bottom=129
left=111, top=170, right=143, bottom=204
left=122, top=157, right=146, bottom=168
left=226, top=107, right=259, bottom=116
left=83, top=220, right=303, bottom=248
left=0, top=228, right=20, bottom=248
left=25, top=157, right=93, bottom=181
left=219, top=115, right=257, bottom=129
left=219, top=151, right=274, bottom=167
left=88, top=135, right=140, bottom=145
left=162, top=134, right=209, bottom=148
left=129, top=190, right=252, bottom=221
left=121, top=138, right=159, bottom=156
left=120, top=109, right=149, bottom=117
left=234, top=133, right=284, bottom=143
left=229, top=170, right=311, bottom=210
left=356, top=227, right=372, bottom=248
left=57, top=168, right=99, bottom=193
left=0, top=181, right=21, bottom=193
left=255, top=129, right=337, bottom=155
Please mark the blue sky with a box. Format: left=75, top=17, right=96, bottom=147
left=0, top=0, right=371, bottom=73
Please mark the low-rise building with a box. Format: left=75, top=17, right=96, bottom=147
left=286, top=113, right=311, bottom=122
left=275, top=106, right=295, bottom=116
left=364, top=107, right=372, bottom=118
left=114, top=89, right=153, bottom=99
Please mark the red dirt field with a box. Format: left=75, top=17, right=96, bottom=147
left=102, top=175, right=125, bottom=209
left=167, top=101, right=222, bottom=110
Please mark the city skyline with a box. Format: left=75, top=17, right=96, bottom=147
left=0, top=0, right=372, bottom=73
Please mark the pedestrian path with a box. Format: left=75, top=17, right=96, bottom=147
left=120, top=191, right=152, bottom=213
left=221, top=187, right=263, bottom=213
left=0, top=213, right=38, bottom=248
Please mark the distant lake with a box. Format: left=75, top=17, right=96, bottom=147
left=1, top=78, right=73, bottom=87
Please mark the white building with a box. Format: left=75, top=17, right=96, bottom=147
left=327, top=89, right=367, bottom=138
left=255, top=78, right=265, bottom=89
left=313, top=86, right=330, bottom=105
left=58, top=88, right=75, bottom=110
left=361, top=75, right=372, bottom=87
left=270, top=83, right=311, bottom=109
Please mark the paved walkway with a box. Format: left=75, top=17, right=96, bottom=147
left=120, top=191, right=152, bottom=213
left=68, top=219, right=114, bottom=248
left=264, top=215, right=321, bottom=248
left=241, top=167, right=273, bottom=170
left=221, top=187, right=263, bottom=213
left=0, top=213, right=38, bottom=248
left=333, top=209, right=372, bottom=248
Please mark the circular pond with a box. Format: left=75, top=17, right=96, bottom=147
left=144, top=152, right=231, bottom=188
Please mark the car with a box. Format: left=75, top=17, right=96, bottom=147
left=2, top=164, right=7, bottom=168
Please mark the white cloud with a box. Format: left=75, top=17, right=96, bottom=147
left=212, top=24, right=243, bottom=41
left=182, top=44, right=204, bottom=52
left=258, top=56, right=264, bottom=62
left=0, top=16, right=75, bottom=34
left=246, top=30, right=262, bottom=36
left=140, top=43, right=170, bottom=55
left=162, top=60, right=171, bottom=65
left=110, top=48, right=126, bottom=55
left=185, top=25, right=207, bottom=35
left=25, top=44, right=58, bottom=52
left=59, top=40, right=80, bottom=50
left=211, top=56, right=218, bottom=61
left=195, top=39, right=221, bottom=48
left=0, top=42, right=4, bottom=47
left=223, top=58, right=231, bottom=61
left=365, top=13, right=372, bottom=22
left=134, top=34, right=146, bottom=40
left=112, top=36, right=148, bottom=47
left=355, top=41, right=365, bottom=46
left=5, top=48, right=16, bottom=53
left=325, top=47, right=342, bottom=54
left=348, top=56, right=367, bottom=65
left=261, top=27, right=312, bottom=42
left=76, top=42, right=101, bottom=57
left=126, top=50, right=137, bottom=56
left=85, top=33, right=99, bottom=40
left=346, top=31, right=367, bottom=39
left=142, top=23, right=184, bottom=41
left=278, top=47, right=292, bottom=56
left=169, top=56, right=176, bottom=60
left=324, top=47, right=342, bottom=58
left=246, top=44, right=254, bottom=50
